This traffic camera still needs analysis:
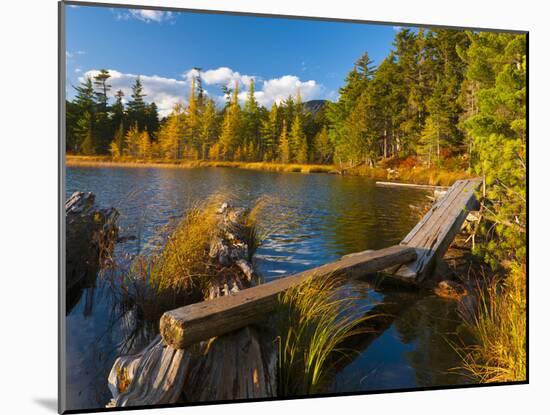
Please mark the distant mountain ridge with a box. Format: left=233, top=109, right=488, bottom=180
left=303, top=100, right=328, bottom=115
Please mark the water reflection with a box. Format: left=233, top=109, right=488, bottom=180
left=65, top=166, right=469, bottom=410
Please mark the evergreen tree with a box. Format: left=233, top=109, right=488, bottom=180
left=185, top=78, right=201, bottom=157
left=73, top=76, right=95, bottom=114
left=138, top=129, right=151, bottom=159
left=462, top=33, right=526, bottom=265
left=93, top=69, right=111, bottom=110
left=78, top=111, right=95, bottom=155
left=111, top=121, right=124, bottom=159
left=145, top=103, right=160, bottom=138
left=200, top=99, right=218, bottom=159
left=290, top=113, right=308, bottom=163
left=111, top=89, right=126, bottom=133
left=312, top=126, right=333, bottom=163
left=219, top=82, right=242, bottom=159
left=124, top=123, right=141, bottom=157
left=127, top=76, right=147, bottom=131
left=327, top=52, right=375, bottom=157
left=243, top=79, right=261, bottom=160
left=260, top=103, right=280, bottom=161
left=158, top=105, right=184, bottom=160
left=278, top=120, right=290, bottom=163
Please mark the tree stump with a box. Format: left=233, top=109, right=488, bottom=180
left=65, top=191, right=119, bottom=314
left=107, top=202, right=276, bottom=407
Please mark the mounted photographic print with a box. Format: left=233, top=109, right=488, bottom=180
left=59, top=1, right=528, bottom=413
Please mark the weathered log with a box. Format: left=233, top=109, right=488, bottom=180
left=384, top=178, right=482, bottom=283
left=107, top=202, right=276, bottom=407
left=160, top=245, right=417, bottom=349
left=65, top=191, right=119, bottom=313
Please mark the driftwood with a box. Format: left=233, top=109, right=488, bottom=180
left=107, top=202, right=276, bottom=408
left=66, top=191, right=119, bottom=313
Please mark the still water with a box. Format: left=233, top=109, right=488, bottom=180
left=65, top=166, right=470, bottom=410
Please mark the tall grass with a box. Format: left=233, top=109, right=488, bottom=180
left=276, top=274, right=373, bottom=396
left=459, top=263, right=526, bottom=383
left=121, top=194, right=262, bottom=323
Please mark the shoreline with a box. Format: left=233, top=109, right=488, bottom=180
left=66, top=155, right=471, bottom=187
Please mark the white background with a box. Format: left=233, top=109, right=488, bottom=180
left=0, top=0, right=545, bottom=413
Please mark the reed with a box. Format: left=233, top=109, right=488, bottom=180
left=276, top=274, right=373, bottom=396
left=458, top=263, right=526, bottom=383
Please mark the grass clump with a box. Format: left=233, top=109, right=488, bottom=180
left=459, top=262, right=526, bottom=383
left=121, top=194, right=262, bottom=323
left=276, top=274, right=372, bottom=396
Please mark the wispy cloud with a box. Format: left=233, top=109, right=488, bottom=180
left=114, top=8, right=175, bottom=23
left=66, top=50, right=85, bottom=59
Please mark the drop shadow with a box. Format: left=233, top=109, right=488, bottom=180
left=33, top=398, right=57, bottom=413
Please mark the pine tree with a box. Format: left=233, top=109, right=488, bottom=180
left=158, top=104, right=184, bottom=160
left=70, top=77, right=96, bottom=153
left=278, top=120, right=290, bottom=163
left=93, top=69, right=111, bottom=110
left=260, top=103, right=280, bottom=161
left=290, top=113, right=308, bottom=163
left=185, top=78, right=201, bottom=157
left=243, top=79, right=261, bottom=160
left=418, top=115, right=439, bottom=167
left=111, top=121, right=125, bottom=158
left=124, top=123, right=141, bottom=157
left=219, top=82, right=242, bottom=159
left=111, top=89, right=125, bottom=134
left=462, top=32, right=526, bottom=265
left=312, top=126, right=333, bottom=163
left=127, top=76, right=147, bottom=131
left=200, top=99, right=218, bottom=159
left=74, top=76, right=95, bottom=113
left=327, top=52, right=375, bottom=157
left=78, top=111, right=95, bottom=155
left=138, top=129, right=151, bottom=159
left=145, top=102, right=160, bottom=138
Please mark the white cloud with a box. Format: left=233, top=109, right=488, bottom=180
left=255, top=75, right=322, bottom=107
left=81, top=69, right=188, bottom=117
left=184, top=67, right=255, bottom=90
left=184, top=68, right=324, bottom=107
left=79, top=67, right=329, bottom=117
left=115, top=8, right=175, bottom=23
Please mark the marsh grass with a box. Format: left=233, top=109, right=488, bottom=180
left=276, top=274, right=374, bottom=396
left=67, top=155, right=470, bottom=186
left=458, top=263, right=526, bottom=383
left=120, top=194, right=265, bottom=323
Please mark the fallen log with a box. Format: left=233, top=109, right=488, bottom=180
left=107, top=202, right=276, bottom=407
left=160, top=245, right=416, bottom=349
left=384, top=178, right=482, bottom=283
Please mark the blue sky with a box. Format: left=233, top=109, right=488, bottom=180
left=65, top=4, right=401, bottom=115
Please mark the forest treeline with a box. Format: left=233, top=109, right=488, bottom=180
left=66, top=30, right=525, bottom=171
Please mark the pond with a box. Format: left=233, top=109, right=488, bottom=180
left=65, top=166, right=470, bottom=410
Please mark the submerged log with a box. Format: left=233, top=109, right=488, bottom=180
left=107, top=202, right=276, bottom=408
left=65, top=191, right=119, bottom=313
